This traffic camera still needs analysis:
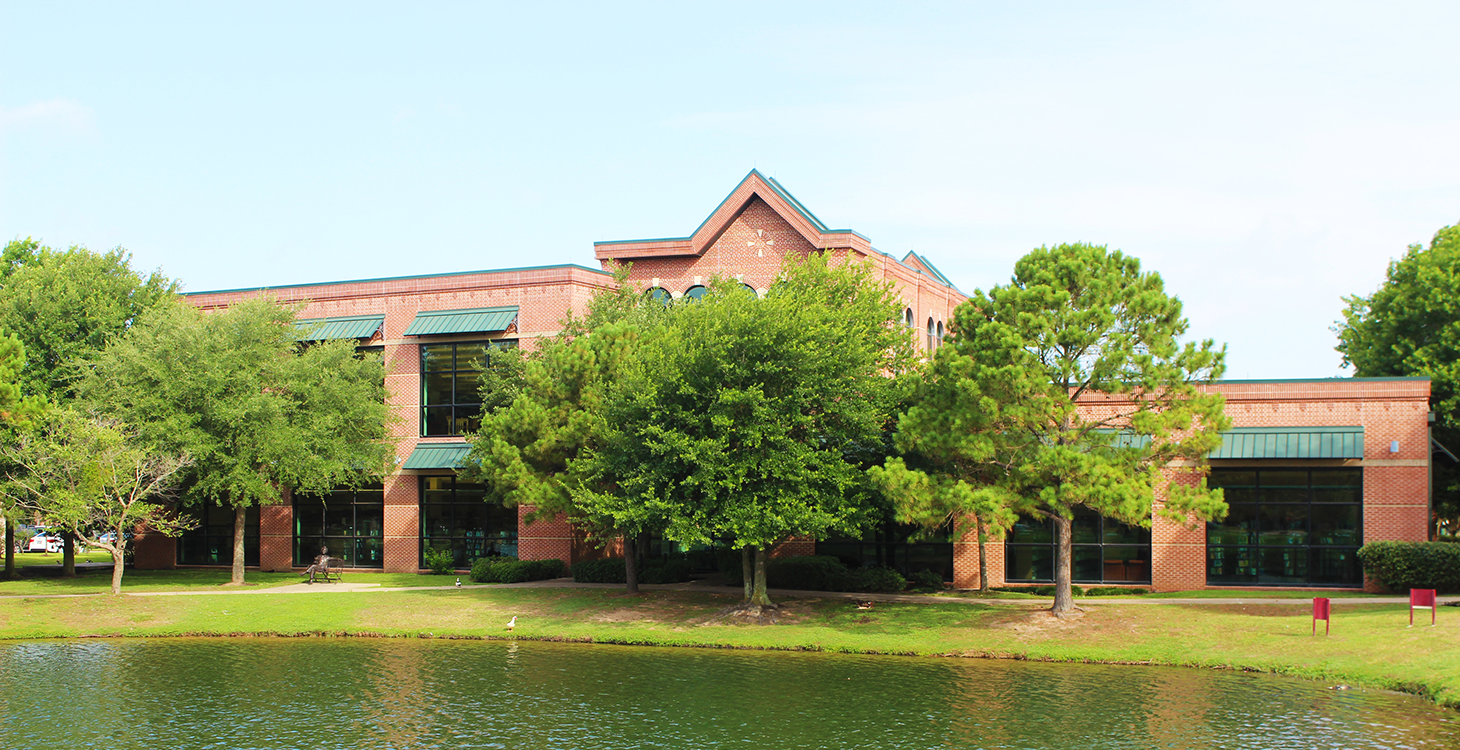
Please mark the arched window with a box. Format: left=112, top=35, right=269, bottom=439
left=740, top=283, right=759, bottom=298
left=904, top=308, right=914, bottom=328
left=937, top=321, right=944, bottom=346
left=645, top=287, right=672, bottom=305
left=927, top=318, right=936, bottom=352
left=683, top=285, right=709, bottom=301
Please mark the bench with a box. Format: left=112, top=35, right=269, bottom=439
left=308, top=557, right=345, bottom=583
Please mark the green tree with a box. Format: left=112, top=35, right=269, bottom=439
left=595, top=256, right=915, bottom=611
left=78, top=297, right=394, bottom=584
left=0, top=331, right=46, bottom=581
left=1, top=410, right=192, bottom=594
left=898, top=243, right=1228, bottom=615
left=1335, top=222, right=1460, bottom=536
left=0, top=238, right=176, bottom=401
left=466, top=268, right=670, bottom=593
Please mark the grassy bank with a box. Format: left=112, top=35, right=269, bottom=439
left=1, top=577, right=1456, bottom=709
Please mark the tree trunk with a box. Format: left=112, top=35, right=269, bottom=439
left=62, top=531, right=76, bottom=577
left=623, top=533, right=640, bottom=594
left=1052, top=514, right=1075, bottom=615
left=976, top=515, right=990, bottom=594
left=749, top=546, right=773, bottom=607
left=110, top=545, right=125, bottom=595
left=229, top=504, right=247, bottom=585
left=2, top=518, right=15, bottom=581
left=741, top=546, right=754, bottom=602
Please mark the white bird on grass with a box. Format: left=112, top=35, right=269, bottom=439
left=455, top=577, right=462, bottom=587
left=506, top=616, right=517, bottom=631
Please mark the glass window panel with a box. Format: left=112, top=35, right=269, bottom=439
left=422, top=476, right=452, bottom=493
left=323, top=538, right=352, bottom=566
left=1102, top=520, right=1148, bottom=545
left=423, top=372, right=454, bottom=407
left=1103, top=546, right=1150, bottom=583
left=1207, top=545, right=1258, bottom=583
left=1208, top=504, right=1257, bottom=545
left=295, top=504, right=324, bottom=537
left=484, top=503, right=517, bottom=538
left=1209, top=470, right=1257, bottom=489
left=1308, top=547, right=1361, bottom=585
left=1310, top=505, right=1361, bottom=546
left=1010, top=518, right=1053, bottom=544
left=1073, top=546, right=1103, bottom=582
left=1262, top=470, right=1309, bottom=488
left=1311, top=469, right=1362, bottom=488
left=1005, top=546, right=1052, bottom=582
left=453, top=405, right=481, bottom=435
left=1259, top=505, right=1309, bottom=546
left=423, top=407, right=454, bottom=436
left=1072, top=510, right=1100, bottom=544
left=1221, top=487, right=1258, bottom=505
left=422, top=504, right=452, bottom=538
left=1262, top=487, right=1309, bottom=505
left=1259, top=546, right=1308, bottom=584
left=324, top=506, right=353, bottom=536
left=356, top=537, right=384, bottom=568
left=455, top=344, right=489, bottom=372
left=356, top=505, right=384, bottom=537
left=453, top=503, right=485, bottom=538
left=455, top=371, right=483, bottom=404
left=421, top=344, right=454, bottom=372
left=1312, top=488, right=1361, bottom=504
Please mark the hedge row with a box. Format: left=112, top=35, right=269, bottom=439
left=571, top=557, right=694, bottom=584
left=722, top=555, right=908, bottom=593
left=468, top=557, right=566, bottom=584
left=1357, top=541, right=1460, bottom=593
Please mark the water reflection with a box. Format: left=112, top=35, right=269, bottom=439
left=0, top=638, right=1454, bottom=749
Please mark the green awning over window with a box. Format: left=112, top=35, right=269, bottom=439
left=295, top=315, right=384, bottom=341
left=402, top=443, right=472, bottom=470
left=1210, top=426, right=1364, bottom=460
left=403, top=306, right=519, bottom=336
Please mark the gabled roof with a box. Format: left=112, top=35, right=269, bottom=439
left=899, top=251, right=963, bottom=294
left=593, top=169, right=872, bottom=260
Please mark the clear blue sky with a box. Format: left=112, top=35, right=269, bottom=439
left=3, top=2, right=1457, bottom=378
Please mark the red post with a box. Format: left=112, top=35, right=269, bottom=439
left=1312, top=597, right=1330, bottom=635
left=1410, top=589, right=1437, bottom=627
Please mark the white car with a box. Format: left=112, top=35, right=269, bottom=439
left=26, top=532, right=62, bottom=554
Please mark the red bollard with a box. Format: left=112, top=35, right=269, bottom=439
left=1410, top=589, right=1436, bottom=627
left=1313, top=597, right=1331, bottom=635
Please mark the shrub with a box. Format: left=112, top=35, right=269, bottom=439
left=572, top=556, right=694, bottom=584
left=991, top=585, right=1085, bottom=597
left=1082, top=586, right=1149, bottom=597
left=469, top=557, right=565, bottom=583
left=1357, top=541, right=1460, bottom=593
left=423, top=547, right=456, bottom=575
left=766, top=555, right=853, bottom=591
left=909, top=569, right=945, bottom=592
left=847, top=565, right=907, bottom=593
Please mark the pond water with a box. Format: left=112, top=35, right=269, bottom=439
left=0, top=638, right=1455, bottom=749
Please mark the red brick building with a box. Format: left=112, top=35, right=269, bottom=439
left=137, top=170, right=1433, bottom=591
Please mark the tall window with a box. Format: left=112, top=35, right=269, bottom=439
left=683, top=285, right=709, bottom=301
left=420, top=476, right=519, bottom=568
left=904, top=308, right=914, bottom=328
left=927, top=318, right=936, bottom=351
left=294, top=485, right=384, bottom=568
left=819, top=520, right=954, bottom=581
left=421, top=341, right=515, bottom=436
left=1207, top=468, right=1363, bottom=586
left=177, top=501, right=259, bottom=567
left=1005, top=508, right=1152, bottom=584
left=936, top=321, right=944, bottom=346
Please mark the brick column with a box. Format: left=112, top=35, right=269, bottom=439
left=953, top=514, right=1003, bottom=589
left=132, top=530, right=176, bottom=570
left=259, top=499, right=293, bottom=572
left=517, top=505, right=573, bottom=568
left=384, top=473, right=420, bottom=572
left=1151, top=468, right=1206, bottom=592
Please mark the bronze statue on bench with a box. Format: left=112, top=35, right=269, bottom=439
left=301, top=546, right=343, bottom=584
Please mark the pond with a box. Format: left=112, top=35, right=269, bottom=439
left=0, top=638, right=1455, bottom=749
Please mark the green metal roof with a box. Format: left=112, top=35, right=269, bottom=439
left=294, top=315, right=384, bottom=341
left=402, top=443, right=472, bottom=470
left=1210, top=426, right=1364, bottom=459
left=183, top=263, right=613, bottom=297
left=402, top=306, right=519, bottom=336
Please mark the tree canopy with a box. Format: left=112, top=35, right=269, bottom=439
left=0, top=238, right=176, bottom=401
left=1335, top=222, right=1460, bottom=534
left=78, top=297, right=394, bottom=584
left=884, top=243, right=1228, bottom=614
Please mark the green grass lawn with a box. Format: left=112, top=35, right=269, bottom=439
left=1, top=578, right=1456, bottom=709
left=0, top=563, right=468, bottom=596
left=5, top=550, right=114, bottom=568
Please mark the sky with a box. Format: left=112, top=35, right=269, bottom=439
left=2, top=2, right=1458, bottom=379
